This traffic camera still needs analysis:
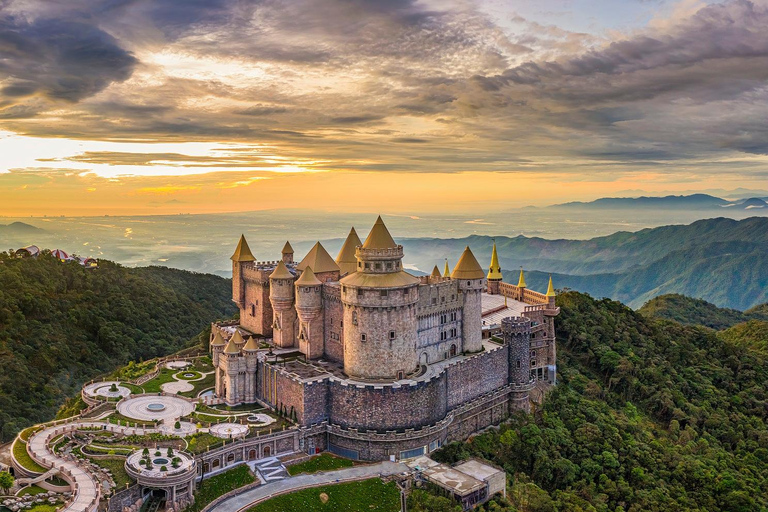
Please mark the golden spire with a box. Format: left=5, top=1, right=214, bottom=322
left=230, top=330, right=244, bottom=345
left=211, top=331, right=226, bottom=346
left=281, top=241, right=294, bottom=254
left=362, top=215, right=397, bottom=250
left=231, top=234, right=256, bottom=262
left=336, top=227, right=363, bottom=275
left=243, top=336, right=259, bottom=351
left=270, top=260, right=293, bottom=279
left=296, top=266, right=322, bottom=286
left=297, top=242, right=340, bottom=273
left=431, top=265, right=441, bottom=278
left=443, top=258, right=450, bottom=277
left=487, top=241, right=502, bottom=280
left=451, top=246, right=485, bottom=280
left=517, top=267, right=527, bottom=288
left=546, top=275, right=556, bottom=297
left=223, top=337, right=239, bottom=354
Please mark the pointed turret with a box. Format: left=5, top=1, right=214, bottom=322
left=443, top=259, right=451, bottom=278
left=487, top=243, right=502, bottom=280
left=229, top=329, right=244, bottom=345
left=296, top=266, right=322, bottom=286
left=336, top=227, right=363, bottom=275
left=546, top=275, right=556, bottom=297
left=431, top=265, right=442, bottom=278
left=451, top=246, right=485, bottom=280
left=517, top=267, right=527, bottom=288
left=243, top=336, right=259, bottom=352
left=211, top=331, right=226, bottom=347
left=297, top=242, right=340, bottom=274
left=270, top=260, right=293, bottom=279
left=281, top=241, right=294, bottom=264
left=362, top=215, right=397, bottom=249
left=223, top=337, right=239, bottom=354
left=231, top=235, right=256, bottom=262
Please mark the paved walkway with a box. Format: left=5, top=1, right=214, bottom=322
left=26, top=421, right=158, bottom=512
left=209, top=461, right=408, bottom=512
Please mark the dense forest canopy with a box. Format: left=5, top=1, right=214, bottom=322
left=433, top=291, right=768, bottom=512
left=0, top=252, right=235, bottom=442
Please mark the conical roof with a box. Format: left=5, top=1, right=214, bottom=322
left=230, top=330, right=244, bottom=344
left=223, top=338, right=239, bottom=354
left=451, top=246, right=485, bottom=280
left=487, top=243, right=502, bottom=280
left=517, top=268, right=527, bottom=288
left=431, top=265, right=442, bottom=278
left=362, top=216, right=397, bottom=250
left=297, top=242, right=340, bottom=273
left=282, top=241, right=294, bottom=254
left=243, top=336, right=259, bottom=351
left=270, top=260, right=293, bottom=279
left=336, top=227, right=362, bottom=275
left=443, top=259, right=450, bottom=278
left=211, top=331, right=226, bottom=347
left=231, top=235, right=256, bottom=262
left=296, top=266, right=322, bottom=286
left=546, top=275, right=556, bottom=297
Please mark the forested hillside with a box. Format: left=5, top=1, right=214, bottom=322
left=0, top=253, right=235, bottom=442
left=434, top=292, right=768, bottom=512
left=638, top=294, right=768, bottom=329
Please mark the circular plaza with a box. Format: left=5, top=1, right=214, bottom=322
left=83, top=381, right=131, bottom=399
left=117, top=395, right=195, bottom=422
left=209, top=423, right=249, bottom=439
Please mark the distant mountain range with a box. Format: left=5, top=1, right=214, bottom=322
left=401, top=216, right=768, bottom=310
left=0, top=221, right=44, bottom=235
left=548, top=193, right=767, bottom=210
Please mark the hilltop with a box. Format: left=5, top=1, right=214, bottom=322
left=638, top=294, right=768, bottom=329
left=402, top=217, right=768, bottom=309
left=0, top=252, right=235, bottom=441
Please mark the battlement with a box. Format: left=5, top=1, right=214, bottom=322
left=498, top=282, right=549, bottom=305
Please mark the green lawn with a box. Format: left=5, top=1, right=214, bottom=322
left=176, top=371, right=203, bottom=380
left=186, top=433, right=223, bottom=454
left=12, top=440, right=46, bottom=473
left=141, top=369, right=179, bottom=393
left=27, top=504, right=60, bottom=512
left=247, top=479, right=400, bottom=512
left=287, top=453, right=354, bottom=475
left=17, top=485, right=47, bottom=496
left=180, top=373, right=215, bottom=398
left=86, top=456, right=133, bottom=488
left=185, top=464, right=255, bottom=512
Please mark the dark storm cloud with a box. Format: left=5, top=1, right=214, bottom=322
left=0, top=15, right=137, bottom=103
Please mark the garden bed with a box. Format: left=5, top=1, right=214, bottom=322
left=246, top=479, right=400, bottom=512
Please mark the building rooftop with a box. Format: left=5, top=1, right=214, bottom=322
left=454, top=459, right=504, bottom=482
left=422, top=464, right=485, bottom=497
left=481, top=293, right=526, bottom=327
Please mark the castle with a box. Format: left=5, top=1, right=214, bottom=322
left=210, top=216, right=558, bottom=461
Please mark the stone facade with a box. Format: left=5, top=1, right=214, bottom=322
left=212, top=216, right=559, bottom=460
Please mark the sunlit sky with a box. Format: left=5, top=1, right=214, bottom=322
left=3, top=0, right=768, bottom=216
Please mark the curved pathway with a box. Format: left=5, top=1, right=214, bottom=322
left=208, top=461, right=408, bottom=512
left=25, top=421, right=158, bottom=512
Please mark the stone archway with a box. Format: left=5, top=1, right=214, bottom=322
left=263, top=445, right=271, bottom=458
left=248, top=449, right=257, bottom=461
left=420, top=352, right=429, bottom=365
left=450, top=344, right=457, bottom=357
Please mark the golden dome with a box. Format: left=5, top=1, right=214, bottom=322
left=296, top=266, right=322, bottom=286
left=336, top=227, right=362, bottom=275
left=211, top=331, right=226, bottom=346
left=451, top=246, right=485, bottom=280
left=230, top=330, right=244, bottom=344
left=546, top=275, right=556, bottom=297
left=431, top=265, right=442, bottom=278
left=243, top=336, right=259, bottom=351
left=297, top=242, right=340, bottom=274
left=223, top=338, right=239, bottom=354
left=270, top=260, right=293, bottom=279
left=487, top=243, right=502, bottom=280
left=362, top=216, right=397, bottom=250
left=231, top=235, right=256, bottom=262
left=517, top=268, right=527, bottom=288
left=443, top=259, right=451, bottom=277
left=281, top=241, right=294, bottom=254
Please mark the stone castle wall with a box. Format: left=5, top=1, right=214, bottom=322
left=445, top=344, right=508, bottom=409
left=322, top=284, right=344, bottom=363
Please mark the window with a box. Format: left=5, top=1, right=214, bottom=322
left=403, top=288, right=409, bottom=295
left=441, top=296, right=445, bottom=303
left=389, top=331, right=396, bottom=340
left=516, top=360, right=521, bottom=369
left=352, top=311, right=358, bottom=325
left=358, top=261, right=362, bottom=268
left=380, top=290, right=388, bottom=297
left=467, top=281, right=471, bottom=286
left=386, top=262, right=392, bottom=270
left=365, top=263, right=370, bottom=270
left=531, top=359, right=536, bottom=367
left=250, top=304, right=256, bottom=316
left=357, top=288, right=363, bottom=297
left=375, top=263, right=381, bottom=270
left=431, top=297, right=437, bottom=305
left=361, top=333, right=367, bottom=342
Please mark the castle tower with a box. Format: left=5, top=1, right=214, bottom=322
left=546, top=275, right=556, bottom=308
left=341, top=216, right=420, bottom=380
left=451, top=246, right=486, bottom=353
left=210, top=330, right=226, bottom=367
left=336, top=227, right=362, bottom=276
left=222, top=337, right=241, bottom=405
left=297, top=242, right=340, bottom=283
left=487, top=242, right=502, bottom=294
left=295, top=266, right=324, bottom=359
left=230, top=329, right=245, bottom=349
left=269, top=260, right=297, bottom=348
left=281, top=241, right=294, bottom=265
left=231, top=235, right=256, bottom=308
left=503, top=316, right=533, bottom=413
left=443, top=259, right=451, bottom=278
left=430, top=265, right=442, bottom=279
left=243, top=336, right=259, bottom=403
left=544, top=275, right=557, bottom=383
left=516, top=267, right=526, bottom=301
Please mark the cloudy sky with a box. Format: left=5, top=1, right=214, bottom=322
left=3, top=0, right=768, bottom=216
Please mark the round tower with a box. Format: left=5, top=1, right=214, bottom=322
left=222, top=337, right=241, bottom=405
left=269, top=260, right=297, bottom=348
left=340, top=216, right=419, bottom=380
left=210, top=330, right=226, bottom=367
left=451, top=246, right=486, bottom=353
left=243, top=336, right=259, bottom=403
left=281, top=241, right=294, bottom=265
left=295, top=266, right=324, bottom=359
left=503, top=316, right=533, bottom=413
